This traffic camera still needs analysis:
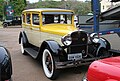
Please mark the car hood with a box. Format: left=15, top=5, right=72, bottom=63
left=99, top=56, right=120, bottom=68
left=41, top=24, right=77, bottom=36
left=4, top=20, right=12, bottom=22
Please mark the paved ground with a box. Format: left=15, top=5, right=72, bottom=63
left=0, top=27, right=88, bottom=81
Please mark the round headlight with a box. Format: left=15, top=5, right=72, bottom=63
left=90, top=33, right=99, bottom=43
left=90, top=33, right=97, bottom=38
left=61, top=34, right=72, bottom=46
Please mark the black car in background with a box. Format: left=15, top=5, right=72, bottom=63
left=0, top=46, right=12, bottom=81
left=2, top=16, right=22, bottom=28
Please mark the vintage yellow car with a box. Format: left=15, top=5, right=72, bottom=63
left=19, top=8, right=111, bottom=80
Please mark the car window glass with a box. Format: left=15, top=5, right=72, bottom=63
left=32, top=14, right=40, bottom=25
left=42, top=14, right=72, bottom=25
left=26, top=13, right=31, bottom=24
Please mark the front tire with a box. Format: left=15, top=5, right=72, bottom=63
left=42, top=48, right=60, bottom=80
left=97, top=48, right=111, bottom=57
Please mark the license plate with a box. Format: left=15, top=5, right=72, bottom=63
left=68, top=53, right=82, bottom=61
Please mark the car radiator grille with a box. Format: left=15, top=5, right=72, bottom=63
left=67, top=31, right=88, bottom=57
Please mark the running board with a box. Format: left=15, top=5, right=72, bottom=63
left=109, top=49, right=120, bottom=56
left=24, top=48, right=38, bottom=59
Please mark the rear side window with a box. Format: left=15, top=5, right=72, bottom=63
left=26, top=13, right=31, bottom=24
left=32, top=14, right=40, bottom=25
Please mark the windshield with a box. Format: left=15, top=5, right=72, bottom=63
left=42, top=14, right=72, bottom=25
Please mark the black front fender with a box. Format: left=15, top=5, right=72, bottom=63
left=41, top=40, right=63, bottom=55
left=0, top=46, right=12, bottom=80
left=101, top=37, right=111, bottom=50
left=37, top=40, right=67, bottom=62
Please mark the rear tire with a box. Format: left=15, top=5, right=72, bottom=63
left=20, top=38, right=27, bottom=55
left=42, top=48, right=60, bottom=80
left=3, top=23, right=8, bottom=28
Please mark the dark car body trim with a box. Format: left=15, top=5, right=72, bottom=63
left=0, top=46, right=12, bottom=80
left=42, top=12, right=73, bottom=15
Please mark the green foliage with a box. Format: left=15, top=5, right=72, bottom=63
left=10, top=0, right=26, bottom=16
left=62, top=1, right=91, bottom=15
left=0, top=0, right=91, bottom=16
left=0, top=0, right=5, bottom=17
left=26, top=1, right=91, bottom=15
left=37, top=1, right=62, bottom=8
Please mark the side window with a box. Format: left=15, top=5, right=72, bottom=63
left=32, top=14, right=40, bottom=25
left=42, top=15, right=54, bottom=24
left=26, top=13, right=31, bottom=24
left=22, top=14, right=25, bottom=23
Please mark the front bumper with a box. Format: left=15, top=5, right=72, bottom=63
left=55, top=56, right=109, bottom=69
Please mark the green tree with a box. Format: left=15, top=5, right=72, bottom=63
left=37, top=1, right=62, bottom=8
left=0, top=0, right=5, bottom=19
left=63, top=1, right=91, bottom=15
left=10, top=0, right=26, bottom=16
left=26, top=1, right=91, bottom=15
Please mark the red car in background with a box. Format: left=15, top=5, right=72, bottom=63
left=83, top=56, right=120, bottom=81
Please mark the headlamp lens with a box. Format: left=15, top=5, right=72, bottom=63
left=61, top=34, right=72, bottom=46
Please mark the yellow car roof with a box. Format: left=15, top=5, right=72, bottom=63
left=22, top=8, right=74, bottom=13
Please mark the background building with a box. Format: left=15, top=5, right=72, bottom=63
left=100, top=0, right=112, bottom=12
left=100, top=0, right=120, bottom=12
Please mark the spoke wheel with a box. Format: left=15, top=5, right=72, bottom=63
left=42, top=48, right=59, bottom=80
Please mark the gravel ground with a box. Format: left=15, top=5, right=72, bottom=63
left=0, top=27, right=88, bottom=81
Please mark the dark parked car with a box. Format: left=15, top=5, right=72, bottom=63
left=0, top=46, right=12, bottom=81
left=2, top=16, right=22, bottom=28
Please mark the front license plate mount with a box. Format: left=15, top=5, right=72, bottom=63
left=68, top=53, right=82, bottom=61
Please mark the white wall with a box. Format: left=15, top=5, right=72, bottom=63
left=100, top=0, right=111, bottom=12
left=100, top=0, right=120, bottom=12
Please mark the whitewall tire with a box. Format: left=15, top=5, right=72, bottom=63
left=20, top=38, right=27, bottom=55
left=42, top=48, right=59, bottom=80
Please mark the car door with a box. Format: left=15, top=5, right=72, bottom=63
left=29, top=13, right=41, bottom=47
